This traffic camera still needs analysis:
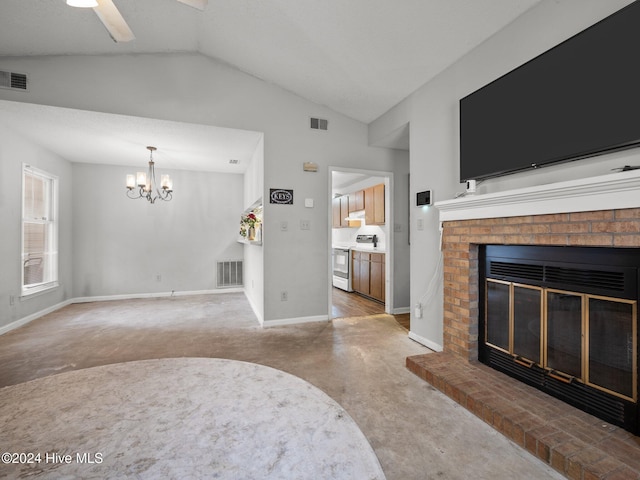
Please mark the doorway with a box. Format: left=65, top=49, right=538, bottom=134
left=328, top=167, right=393, bottom=320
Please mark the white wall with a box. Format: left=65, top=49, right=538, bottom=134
left=71, top=163, right=243, bottom=297
left=0, top=125, right=73, bottom=328
left=369, top=0, right=638, bottom=348
left=243, top=136, right=265, bottom=322
left=0, top=52, right=408, bottom=323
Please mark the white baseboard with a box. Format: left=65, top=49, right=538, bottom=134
left=0, top=299, right=74, bottom=336
left=408, top=331, right=443, bottom=352
left=72, top=288, right=243, bottom=304
left=262, top=314, right=329, bottom=328
left=0, top=288, right=246, bottom=336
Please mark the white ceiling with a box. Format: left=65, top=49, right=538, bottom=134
left=0, top=100, right=263, bottom=173
left=0, top=0, right=542, bottom=171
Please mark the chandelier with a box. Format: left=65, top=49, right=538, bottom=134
left=126, top=146, right=173, bottom=204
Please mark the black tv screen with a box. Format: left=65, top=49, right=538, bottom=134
left=459, top=1, right=640, bottom=182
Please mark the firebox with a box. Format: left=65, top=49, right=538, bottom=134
left=479, top=245, right=639, bottom=434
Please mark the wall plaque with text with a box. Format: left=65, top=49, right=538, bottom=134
left=270, top=189, right=293, bottom=205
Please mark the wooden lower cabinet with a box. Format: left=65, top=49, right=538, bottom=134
left=351, top=251, right=385, bottom=303
left=369, top=253, right=385, bottom=302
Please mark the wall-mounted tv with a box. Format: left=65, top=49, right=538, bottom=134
left=459, top=1, right=640, bottom=182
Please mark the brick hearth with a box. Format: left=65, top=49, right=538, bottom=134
left=407, top=353, right=640, bottom=479
left=408, top=207, right=640, bottom=479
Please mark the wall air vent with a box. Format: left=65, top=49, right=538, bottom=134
left=0, top=71, right=28, bottom=91
left=217, top=260, right=243, bottom=288
left=310, top=117, right=328, bottom=131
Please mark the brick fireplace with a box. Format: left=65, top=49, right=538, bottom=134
left=407, top=172, right=640, bottom=479
left=441, top=207, right=640, bottom=362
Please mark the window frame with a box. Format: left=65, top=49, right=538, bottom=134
left=21, top=164, right=59, bottom=297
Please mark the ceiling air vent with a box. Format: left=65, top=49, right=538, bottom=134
left=0, top=70, right=28, bottom=91
left=310, top=117, right=328, bottom=131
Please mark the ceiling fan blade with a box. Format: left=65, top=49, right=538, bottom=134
left=93, top=0, right=135, bottom=43
left=176, top=0, right=208, bottom=11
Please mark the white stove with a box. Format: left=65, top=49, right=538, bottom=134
left=332, top=235, right=378, bottom=292
left=332, top=246, right=352, bottom=291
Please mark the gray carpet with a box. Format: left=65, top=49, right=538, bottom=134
left=0, top=358, right=385, bottom=479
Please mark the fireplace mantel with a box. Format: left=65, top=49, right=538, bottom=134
left=436, top=169, right=640, bottom=222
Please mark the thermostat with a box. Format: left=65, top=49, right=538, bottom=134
left=416, top=190, right=432, bottom=206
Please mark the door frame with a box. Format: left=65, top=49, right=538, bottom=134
left=328, top=166, right=394, bottom=316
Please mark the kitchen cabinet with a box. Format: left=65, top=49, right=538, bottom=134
left=340, top=195, right=349, bottom=227
left=333, top=195, right=361, bottom=228
left=332, top=196, right=349, bottom=228
left=332, top=197, right=341, bottom=228
left=369, top=253, right=385, bottom=302
left=352, top=251, right=361, bottom=292
left=351, top=250, right=385, bottom=303
left=349, top=190, right=364, bottom=213
left=364, top=183, right=385, bottom=225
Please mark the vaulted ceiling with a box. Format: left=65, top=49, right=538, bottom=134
left=1, top=0, right=541, bottom=123
left=0, top=1, right=543, bottom=173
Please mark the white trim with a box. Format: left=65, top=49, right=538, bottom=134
left=21, top=164, right=59, bottom=297
left=408, top=330, right=443, bottom=352
left=0, top=299, right=73, bottom=336
left=436, top=169, right=640, bottom=222
left=20, top=281, right=60, bottom=299
left=262, top=314, right=329, bottom=328
left=72, top=288, right=243, bottom=303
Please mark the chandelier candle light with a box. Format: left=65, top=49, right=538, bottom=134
left=126, top=146, right=173, bottom=204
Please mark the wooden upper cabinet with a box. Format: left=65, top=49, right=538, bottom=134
left=364, top=183, right=385, bottom=225
left=349, top=190, right=364, bottom=213
left=373, top=184, right=385, bottom=224
left=340, top=195, right=349, bottom=227
left=333, top=195, right=351, bottom=228
left=332, top=197, right=342, bottom=228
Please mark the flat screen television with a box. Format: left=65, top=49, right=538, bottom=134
left=459, top=1, right=640, bottom=182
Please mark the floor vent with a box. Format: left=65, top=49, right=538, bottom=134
left=310, top=117, right=328, bottom=130
left=0, top=71, right=28, bottom=91
left=217, top=260, right=243, bottom=288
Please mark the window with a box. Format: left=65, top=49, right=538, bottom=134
left=22, top=165, right=58, bottom=296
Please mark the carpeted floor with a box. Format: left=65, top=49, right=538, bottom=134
left=0, top=294, right=566, bottom=479
left=0, top=358, right=385, bottom=479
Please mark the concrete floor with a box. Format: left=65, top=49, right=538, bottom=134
left=0, top=293, right=564, bottom=479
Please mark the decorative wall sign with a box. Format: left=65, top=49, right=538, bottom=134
left=270, top=189, right=294, bottom=205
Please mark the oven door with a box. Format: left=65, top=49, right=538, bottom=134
left=332, top=248, right=350, bottom=278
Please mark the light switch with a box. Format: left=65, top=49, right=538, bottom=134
left=304, top=198, right=314, bottom=208
left=280, top=221, right=288, bottom=231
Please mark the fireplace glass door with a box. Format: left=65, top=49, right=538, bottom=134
left=588, top=297, right=636, bottom=400
left=513, top=284, right=542, bottom=365
left=546, top=290, right=583, bottom=379
left=486, top=280, right=510, bottom=352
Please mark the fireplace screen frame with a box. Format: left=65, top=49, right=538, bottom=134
left=479, top=244, right=640, bottom=434
left=485, top=278, right=638, bottom=403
